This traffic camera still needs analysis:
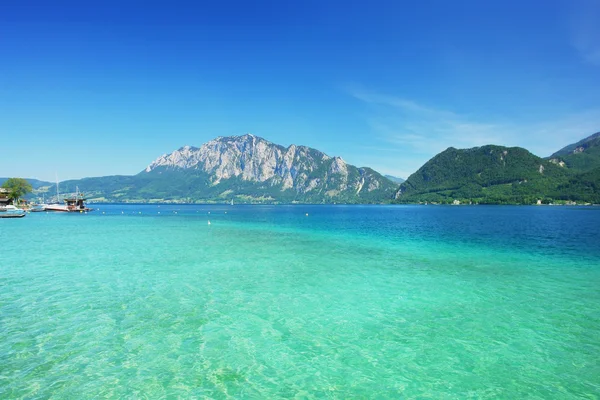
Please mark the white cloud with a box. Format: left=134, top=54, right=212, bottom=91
left=347, top=87, right=600, bottom=178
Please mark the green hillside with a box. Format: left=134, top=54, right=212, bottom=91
left=548, top=132, right=600, bottom=172
left=394, top=145, right=594, bottom=204
left=551, top=167, right=600, bottom=203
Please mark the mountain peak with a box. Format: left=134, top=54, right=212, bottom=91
left=215, top=133, right=260, bottom=142
left=177, top=145, right=199, bottom=152
left=140, top=134, right=396, bottom=202
left=145, top=145, right=201, bottom=172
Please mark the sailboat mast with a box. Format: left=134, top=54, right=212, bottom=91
left=55, top=173, right=60, bottom=203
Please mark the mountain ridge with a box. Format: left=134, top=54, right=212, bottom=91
left=547, top=132, right=600, bottom=173
left=395, top=142, right=599, bottom=204
left=52, top=134, right=398, bottom=204
left=8, top=131, right=600, bottom=205
left=550, top=132, right=600, bottom=158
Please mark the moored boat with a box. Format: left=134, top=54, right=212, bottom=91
left=45, top=185, right=93, bottom=213
left=45, top=195, right=93, bottom=212
left=0, top=205, right=26, bottom=218
left=44, top=203, right=70, bottom=212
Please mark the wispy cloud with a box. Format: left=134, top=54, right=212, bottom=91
left=346, top=87, right=600, bottom=178
left=349, top=87, right=505, bottom=152
left=350, top=91, right=457, bottom=118
left=570, top=0, right=600, bottom=66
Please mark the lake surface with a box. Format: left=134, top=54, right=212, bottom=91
left=1, top=205, right=599, bottom=398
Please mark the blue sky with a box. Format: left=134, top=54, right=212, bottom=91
left=1, top=0, right=599, bottom=181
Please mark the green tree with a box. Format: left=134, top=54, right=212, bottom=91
left=1, top=178, right=33, bottom=204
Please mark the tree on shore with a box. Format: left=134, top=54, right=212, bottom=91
left=1, top=178, right=33, bottom=204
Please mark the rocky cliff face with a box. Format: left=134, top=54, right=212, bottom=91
left=142, top=134, right=397, bottom=202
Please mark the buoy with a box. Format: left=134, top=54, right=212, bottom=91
left=306, top=213, right=309, bottom=216
left=208, top=220, right=211, bottom=225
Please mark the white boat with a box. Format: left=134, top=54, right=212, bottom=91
left=46, top=190, right=93, bottom=212
left=44, top=203, right=70, bottom=212
left=0, top=205, right=26, bottom=218
left=45, top=176, right=66, bottom=211
left=30, top=194, right=48, bottom=212
left=30, top=205, right=47, bottom=212
left=45, top=181, right=92, bottom=213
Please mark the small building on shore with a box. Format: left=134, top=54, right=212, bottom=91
left=0, top=188, right=13, bottom=206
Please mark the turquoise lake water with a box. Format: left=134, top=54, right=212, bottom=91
left=1, top=205, right=599, bottom=399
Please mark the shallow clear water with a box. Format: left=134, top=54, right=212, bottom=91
left=1, top=205, right=599, bottom=398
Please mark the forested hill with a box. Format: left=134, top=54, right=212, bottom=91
left=394, top=145, right=599, bottom=204
left=547, top=132, right=600, bottom=172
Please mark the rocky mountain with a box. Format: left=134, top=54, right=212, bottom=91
left=55, top=134, right=398, bottom=204
left=547, top=132, right=600, bottom=172
left=145, top=135, right=350, bottom=189
left=16, top=132, right=600, bottom=205
left=393, top=145, right=591, bottom=204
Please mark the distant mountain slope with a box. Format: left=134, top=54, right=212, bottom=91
left=548, top=132, right=600, bottom=172
left=0, top=177, right=53, bottom=190
left=56, top=134, right=397, bottom=204
left=395, top=145, right=575, bottom=204
left=551, top=132, right=600, bottom=157
left=384, top=175, right=405, bottom=184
